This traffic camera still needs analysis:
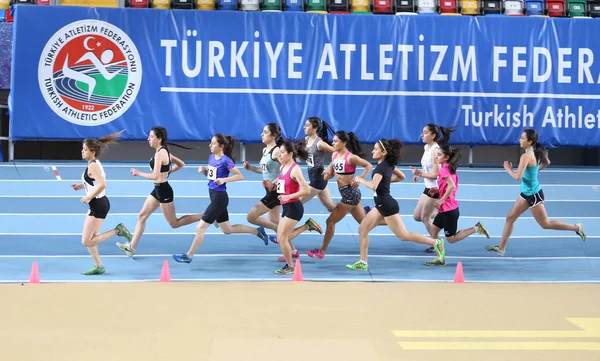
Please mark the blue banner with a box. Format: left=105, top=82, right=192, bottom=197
left=9, top=6, right=600, bottom=147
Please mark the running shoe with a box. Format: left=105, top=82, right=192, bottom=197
left=433, top=238, right=446, bottom=262
left=305, top=218, right=323, bottom=234
left=173, top=254, right=193, bottom=263
left=306, top=248, right=325, bottom=260
left=274, top=264, right=294, bottom=275
left=476, top=222, right=491, bottom=239
left=114, top=223, right=132, bottom=242
left=576, top=223, right=587, bottom=242
left=424, top=258, right=446, bottom=267
left=83, top=265, right=105, bottom=275
left=485, top=245, right=505, bottom=256
left=116, top=242, right=135, bottom=257
left=346, top=260, right=369, bottom=271
left=256, top=226, right=269, bottom=245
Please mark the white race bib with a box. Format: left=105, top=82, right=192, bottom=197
left=260, top=162, right=267, bottom=174
left=306, top=154, right=314, bottom=168
left=207, top=165, right=217, bottom=180
left=333, top=159, right=345, bottom=173
left=277, top=179, right=286, bottom=194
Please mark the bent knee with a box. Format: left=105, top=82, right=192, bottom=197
left=539, top=221, right=551, bottom=229
left=220, top=226, right=233, bottom=235
left=81, top=237, right=94, bottom=247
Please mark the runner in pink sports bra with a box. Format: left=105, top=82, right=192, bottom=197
left=306, top=130, right=372, bottom=260
left=331, top=151, right=357, bottom=175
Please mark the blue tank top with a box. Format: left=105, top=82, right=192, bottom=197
left=207, top=154, right=235, bottom=192
left=520, top=149, right=541, bottom=196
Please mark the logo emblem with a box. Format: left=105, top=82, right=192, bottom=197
left=38, top=20, right=142, bottom=126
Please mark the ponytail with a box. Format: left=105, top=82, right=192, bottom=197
left=335, top=130, right=364, bottom=158
left=426, top=124, right=455, bottom=145
left=524, top=129, right=548, bottom=165
left=307, top=116, right=336, bottom=145
left=84, top=129, right=124, bottom=158
left=439, top=143, right=461, bottom=174
left=282, top=139, right=308, bottom=161
left=214, top=133, right=235, bottom=161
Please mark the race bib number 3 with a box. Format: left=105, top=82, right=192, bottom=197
left=277, top=179, right=286, bottom=194
left=306, top=154, right=314, bottom=168
left=207, top=165, right=217, bottom=180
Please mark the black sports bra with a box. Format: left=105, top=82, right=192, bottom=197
left=150, top=147, right=171, bottom=173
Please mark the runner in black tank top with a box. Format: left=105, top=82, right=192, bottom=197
left=349, top=139, right=446, bottom=271
left=116, top=126, right=203, bottom=258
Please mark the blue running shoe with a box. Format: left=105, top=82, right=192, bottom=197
left=256, top=226, right=269, bottom=245
left=173, top=254, right=193, bottom=263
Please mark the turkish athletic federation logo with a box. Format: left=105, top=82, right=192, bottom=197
left=38, top=20, right=142, bottom=126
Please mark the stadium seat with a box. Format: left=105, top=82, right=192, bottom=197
left=351, top=0, right=372, bottom=12
left=504, top=0, right=525, bottom=14
left=218, top=0, right=237, bottom=9
left=460, top=0, right=480, bottom=13
left=37, top=0, right=51, bottom=4
left=394, top=0, right=416, bottom=12
left=524, top=0, right=544, bottom=13
left=328, top=0, right=350, bottom=11
left=567, top=0, right=587, bottom=15
left=240, top=0, right=259, bottom=9
left=417, top=0, right=437, bottom=12
left=546, top=0, right=566, bottom=15
left=59, top=0, right=119, bottom=6
left=151, top=0, right=170, bottom=8
left=373, top=0, right=393, bottom=13
left=439, top=0, right=458, bottom=12
left=196, top=0, right=215, bottom=8
left=170, top=0, right=194, bottom=8
left=307, top=0, right=327, bottom=11
left=482, top=0, right=502, bottom=13
left=5, top=7, right=12, bottom=21
left=10, top=0, right=36, bottom=5
left=589, top=0, right=600, bottom=16
left=285, top=0, right=302, bottom=9
left=262, top=0, right=282, bottom=10
left=126, top=0, right=149, bottom=6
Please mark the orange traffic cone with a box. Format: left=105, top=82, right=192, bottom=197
left=454, top=261, right=464, bottom=283
left=292, top=259, right=304, bottom=282
left=159, top=260, right=171, bottom=282
left=29, top=261, right=40, bottom=284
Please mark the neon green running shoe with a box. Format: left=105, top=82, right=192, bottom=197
left=346, top=260, right=369, bottom=271
left=83, top=266, right=105, bottom=275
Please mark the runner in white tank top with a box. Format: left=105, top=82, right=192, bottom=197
left=71, top=131, right=132, bottom=276
left=409, top=124, right=454, bottom=253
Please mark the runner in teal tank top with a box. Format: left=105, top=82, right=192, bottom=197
left=243, top=123, right=284, bottom=242
left=486, top=129, right=587, bottom=257
left=243, top=123, right=321, bottom=247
